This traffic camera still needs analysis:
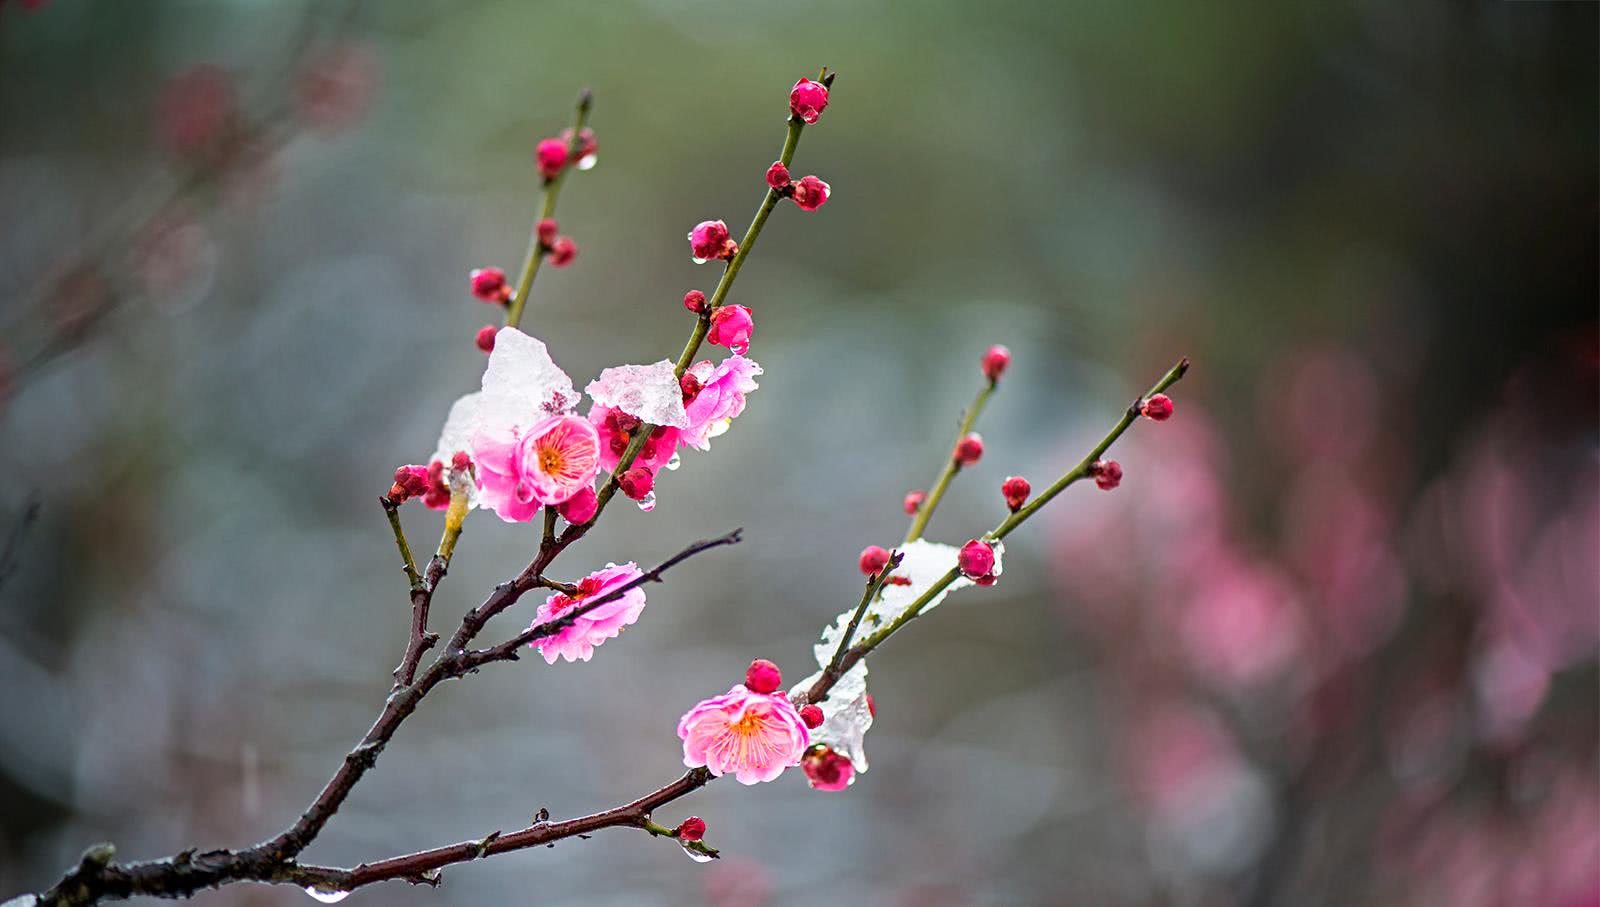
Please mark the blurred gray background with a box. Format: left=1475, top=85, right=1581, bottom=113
left=1, top=1, right=1596, bottom=905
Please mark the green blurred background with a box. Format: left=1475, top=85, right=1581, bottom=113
left=1, top=1, right=1595, bottom=904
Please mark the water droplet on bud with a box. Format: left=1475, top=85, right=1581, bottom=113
left=577, top=154, right=597, bottom=171
left=680, top=842, right=715, bottom=863
left=666, top=451, right=682, bottom=471
left=636, top=491, right=656, bottom=512
left=304, top=887, right=350, bottom=903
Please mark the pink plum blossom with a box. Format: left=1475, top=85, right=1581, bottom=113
left=680, top=355, right=762, bottom=450
left=708, top=305, right=754, bottom=354
left=529, top=562, right=646, bottom=664
left=678, top=684, right=810, bottom=785
left=473, top=414, right=601, bottom=520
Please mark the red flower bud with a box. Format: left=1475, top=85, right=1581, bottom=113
left=745, top=658, right=782, bottom=694
left=958, top=539, right=996, bottom=578
left=557, top=485, right=597, bottom=524
left=1001, top=475, right=1030, bottom=511
left=549, top=236, right=577, bottom=267
left=953, top=433, right=984, bottom=467
left=765, top=161, right=791, bottom=191
left=675, top=816, right=706, bottom=841
left=1140, top=393, right=1174, bottom=421
left=619, top=466, right=655, bottom=501
left=535, top=137, right=568, bottom=179
left=1090, top=459, right=1123, bottom=491
left=858, top=545, right=890, bottom=575
left=388, top=464, right=430, bottom=503
left=982, top=344, right=1011, bottom=382
left=469, top=267, right=510, bottom=303
left=791, top=175, right=831, bottom=211
left=474, top=325, right=497, bottom=353
left=802, top=745, right=854, bottom=791
left=903, top=490, right=926, bottom=515
left=682, top=289, right=707, bottom=314
left=536, top=218, right=559, bottom=247
left=789, top=78, right=829, bottom=124
left=688, top=220, right=737, bottom=263
left=799, top=704, right=825, bottom=728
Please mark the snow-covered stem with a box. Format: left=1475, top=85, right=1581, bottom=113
left=504, top=89, right=592, bottom=329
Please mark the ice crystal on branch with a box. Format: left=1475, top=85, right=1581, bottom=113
left=585, top=360, right=691, bottom=429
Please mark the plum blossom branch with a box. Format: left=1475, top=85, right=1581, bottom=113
left=586, top=69, right=835, bottom=522
left=825, top=355, right=1192, bottom=682
left=392, top=488, right=469, bottom=688
left=505, top=89, right=593, bottom=329
left=904, top=377, right=997, bottom=543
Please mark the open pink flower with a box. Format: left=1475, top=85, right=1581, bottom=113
left=678, top=684, right=810, bottom=785
left=681, top=356, right=762, bottom=450
left=474, top=414, right=601, bottom=520
left=530, top=563, right=646, bottom=664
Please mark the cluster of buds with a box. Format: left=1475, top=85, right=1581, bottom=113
left=386, top=464, right=430, bottom=504
left=534, top=126, right=597, bottom=181
left=469, top=266, right=512, bottom=305
left=388, top=452, right=471, bottom=510
left=536, top=218, right=578, bottom=268
left=764, top=162, right=832, bottom=212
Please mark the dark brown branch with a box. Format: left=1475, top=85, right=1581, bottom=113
left=29, top=527, right=743, bottom=904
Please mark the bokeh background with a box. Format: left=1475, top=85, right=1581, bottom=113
left=1, top=1, right=1596, bottom=904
